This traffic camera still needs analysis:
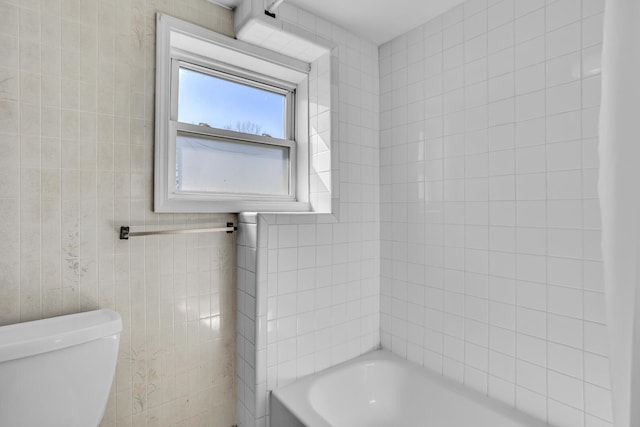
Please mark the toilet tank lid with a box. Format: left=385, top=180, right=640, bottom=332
left=0, top=309, right=122, bottom=363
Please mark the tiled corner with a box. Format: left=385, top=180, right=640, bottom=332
left=235, top=4, right=381, bottom=426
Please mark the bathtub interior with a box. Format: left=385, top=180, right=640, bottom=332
left=309, top=360, right=436, bottom=426
left=272, top=350, right=549, bottom=427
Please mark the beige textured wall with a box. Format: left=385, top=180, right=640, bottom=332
left=0, top=0, right=237, bottom=425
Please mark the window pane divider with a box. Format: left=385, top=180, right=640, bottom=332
left=174, top=121, right=295, bottom=148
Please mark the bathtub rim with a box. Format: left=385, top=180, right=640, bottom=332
left=270, top=349, right=550, bottom=427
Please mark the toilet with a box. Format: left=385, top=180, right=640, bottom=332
left=0, top=309, right=122, bottom=427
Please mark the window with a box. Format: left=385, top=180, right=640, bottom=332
left=154, top=14, right=313, bottom=213
left=174, top=62, right=295, bottom=198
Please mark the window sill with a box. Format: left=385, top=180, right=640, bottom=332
left=154, top=198, right=311, bottom=214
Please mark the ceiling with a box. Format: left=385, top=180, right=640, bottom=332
left=209, top=0, right=466, bottom=46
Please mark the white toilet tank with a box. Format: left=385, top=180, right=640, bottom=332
left=0, top=309, right=122, bottom=427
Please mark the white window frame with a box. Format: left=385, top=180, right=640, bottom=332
left=155, top=13, right=312, bottom=213
left=171, top=59, right=297, bottom=200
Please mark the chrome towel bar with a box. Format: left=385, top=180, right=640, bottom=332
left=119, top=223, right=237, bottom=240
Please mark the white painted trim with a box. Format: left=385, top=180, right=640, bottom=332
left=155, top=13, right=313, bottom=213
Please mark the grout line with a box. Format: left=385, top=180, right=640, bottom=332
left=16, top=0, right=21, bottom=322
left=93, top=1, right=100, bottom=311
left=579, top=0, right=587, bottom=424
left=38, top=0, right=43, bottom=319
left=439, top=11, right=445, bottom=378
left=511, top=0, right=519, bottom=410
left=484, top=0, right=491, bottom=398
left=461, top=0, right=468, bottom=390
left=542, top=0, right=550, bottom=423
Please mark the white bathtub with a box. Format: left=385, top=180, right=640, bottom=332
left=270, top=350, right=548, bottom=427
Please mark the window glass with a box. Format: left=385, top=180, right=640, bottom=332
left=176, top=133, right=290, bottom=195
left=178, top=67, right=286, bottom=139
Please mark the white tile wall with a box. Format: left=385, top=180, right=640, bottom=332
left=237, top=214, right=259, bottom=427
left=236, top=4, right=381, bottom=426
left=380, top=0, right=609, bottom=426
left=0, top=1, right=237, bottom=425
left=238, top=214, right=381, bottom=427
